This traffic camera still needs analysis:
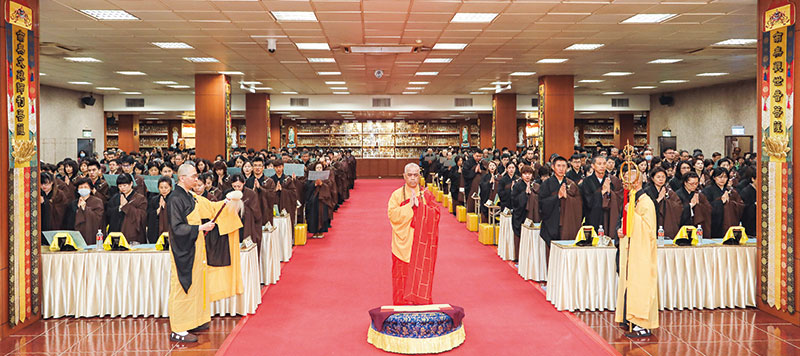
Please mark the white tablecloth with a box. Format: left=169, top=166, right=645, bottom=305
left=518, top=226, right=547, bottom=281
left=545, top=239, right=757, bottom=312
left=42, top=245, right=261, bottom=319
left=497, top=213, right=514, bottom=261
left=260, top=228, right=282, bottom=285
left=274, top=216, right=293, bottom=262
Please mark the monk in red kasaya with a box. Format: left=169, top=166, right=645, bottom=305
left=387, top=163, right=441, bottom=305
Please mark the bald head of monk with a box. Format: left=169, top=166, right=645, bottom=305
left=403, top=163, right=420, bottom=189
left=177, top=163, right=198, bottom=190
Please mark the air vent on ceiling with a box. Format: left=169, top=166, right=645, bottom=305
left=290, top=98, right=309, bottom=107
left=125, top=98, right=145, bottom=108
left=454, top=98, right=473, bottom=107
left=611, top=98, right=629, bottom=108
left=531, top=98, right=539, bottom=107
left=373, top=98, right=391, bottom=107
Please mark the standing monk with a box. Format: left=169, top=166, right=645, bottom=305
left=166, top=164, right=241, bottom=343
left=387, top=163, right=441, bottom=305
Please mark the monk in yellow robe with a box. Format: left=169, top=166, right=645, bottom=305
left=615, top=164, right=659, bottom=337
left=388, top=163, right=441, bottom=305
left=167, top=164, right=242, bottom=343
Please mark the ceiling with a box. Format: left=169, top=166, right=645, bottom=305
left=40, top=0, right=757, bottom=97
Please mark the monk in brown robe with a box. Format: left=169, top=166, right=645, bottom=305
left=69, top=178, right=105, bottom=243
left=105, top=173, right=148, bottom=244
left=512, top=165, right=536, bottom=261
left=539, top=156, right=582, bottom=264
left=198, top=172, right=223, bottom=201
left=146, top=176, right=173, bottom=243
left=448, top=156, right=466, bottom=215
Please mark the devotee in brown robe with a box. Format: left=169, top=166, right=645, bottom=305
left=105, top=173, right=148, bottom=244
left=198, top=172, right=223, bottom=201
left=675, top=172, right=712, bottom=233
left=580, top=155, right=623, bottom=240
left=702, top=167, right=745, bottom=238
left=463, top=150, right=484, bottom=214
left=497, top=162, right=517, bottom=211
left=86, top=159, right=110, bottom=203
left=69, top=178, right=105, bottom=243
left=261, top=160, right=299, bottom=226
left=539, top=156, right=582, bottom=263
left=40, top=172, right=71, bottom=233
left=643, top=167, right=682, bottom=239
left=305, top=162, right=335, bottom=238
left=147, top=176, right=173, bottom=243
left=229, top=174, right=262, bottom=246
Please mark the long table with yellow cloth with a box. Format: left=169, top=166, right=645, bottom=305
left=41, top=244, right=262, bottom=319
left=545, top=239, right=756, bottom=312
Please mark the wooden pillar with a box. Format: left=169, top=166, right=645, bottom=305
left=492, top=93, right=516, bottom=150
left=539, top=75, right=575, bottom=160
left=195, top=74, right=231, bottom=160
left=757, top=0, right=800, bottom=325
left=117, top=114, right=139, bottom=153
left=1, top=0, right=42, bottom=336
left=245, top=93, right=270, bottom=151
left=269, top=114, right=281, bottom=149
left=478, top=113, right=492, bottom=149
left=615, top=113, right=634, bottom=148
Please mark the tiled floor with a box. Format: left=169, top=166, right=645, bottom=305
left=0, top=316, right=240, bottom=356
left=575, top=308, right=800, bottom=356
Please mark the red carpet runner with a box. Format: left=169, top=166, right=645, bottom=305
left=221, top=179, right=614, bottom=355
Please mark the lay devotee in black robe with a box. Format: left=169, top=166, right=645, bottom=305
left=463, top=150, right=483, bottom=214
left=40, top=172, right=71, bottom=234
left=305, top=162, right=335, bottom=238
left=580, top=155, right=623, bottom=240
left=512, top=165, right=536, bottom=261
left=146, top=176, right=173, bottom=244
left=479, top=161, right=500, bottom=221
left=701, top=167, right=745, bottom=238
left=448, top=156, right=466, bottom=216
left=539, top=156, right=582, bottom=264
left=566, top=154, right=585, bottom=184
left=105, top=173, right=148, bottom=244
left=642, top=167, right=682, bottom=239
left=675, top=172, right=712, bottom=233
left=735, top=167, right=757, bottom=237
left=497, top=162, right=517, bottom=211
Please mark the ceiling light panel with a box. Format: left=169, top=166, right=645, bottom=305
left=271, top=11, right=318, bottom=22
left=510, top=72, right=536, bottom=76
left=307, top=58, right=336, bottom=63
left=80, top=10, right=139, bottom=21
left=648, top=59, right=683, bottom=64
left=713, top=39, right=757, bottom=46
left=64, top=57, right=101, bottom=63
left=537, top=58, right=568, bottom=63
left=115, top=71, right=146, bottom=76
left=451, top=13, right=498, bottom=23
left=296, top=43, right=330, bottom=50
left=152, top=42, right=192, bottom=49
left=565, top=43, right=604, bottom=51
left=432, top=43, right=467, bottom=50
left=603, top=72, right=633, bottom=76
left=184, top=57, right=219, bottom=63
left=423, top=58, right=452, bottom=63
left=621, top=14, right=677, bottom=23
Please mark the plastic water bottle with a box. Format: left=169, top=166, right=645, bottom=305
left=657, top=226, right=665, bottom=244
left=696, top=225, right=704, bottom=245
left=597, top=225, right=604, bottom=238
left=96, top=229, right=104, bottom=251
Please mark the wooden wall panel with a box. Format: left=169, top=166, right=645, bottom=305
left=540, top=76, right=575, bottom=159
left=195, top=74, right=227, bottom=161
left=355, top=159, right=416, bottom=178
left=245, top=93, right=269, bottom=151
left=493, top=94, right=517, bottom=150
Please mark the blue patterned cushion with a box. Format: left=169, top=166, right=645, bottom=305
left=377, top=312, right=456, bottom=338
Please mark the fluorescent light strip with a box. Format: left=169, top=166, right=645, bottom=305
left=80, top=9, right=139, bottom=21
left=64, top=57, right=101, bottom=63
left=696, top=72, right=728, bottom=77
left=154, top=81, right=177, bottom=85
left=152, top=42, right=192, bottom=49
left=451, top=13, right=498, bottom=23
left=282, top=91, right=298, bottom=94
left=432, top=43, right=467, bottom=50
left=121, top=91, right=142, bottom=95
left=406, top=87, right=425, bottom=90
left=308, top=58, right=335, bottom=63
left=271, top=11, right=318, bottom=22
left=649, top=58, right=683, bottom=64
left=333, top=92, right=350, bottom=95
left=168, top=85, right=190, bottom=89
left=423, top=58, right=452, bottom=63
left=537, top=58, right=568, bottom=63
left=565, top=43, right=604, bottom=51
left=633, top=86, right=656, bottom=89
left=603, top=91, right=623, bottom=95
left=713, top=39, right=757, bottom=46
left=219, top=71, right=244, bottom=75
left=296, top=43, right=330, bottom=50
left=115, top=71, right=146, bottom=76
left=68, top=81, right=92, bottom=85
left=415, top=72, right=438, bottom=76
left=329, top=87, right=348, bottom=90
left=184, top=57, right=219, bottom=63
left=96, top=87, right=120, bottom=90
left=240, top=81, right=261, bottom=85
left=491, top=81, right=511, bottom=85
left=402, top=92, right=419, bottom=95
left=660, top=79, right=687, bottom=83
left=470, top=92, right=486, bottom=94
left=317, top=71, right=341, bottom=75
left=254, top=87, right=272, bottom=91
left=579, top=79, right=604, bottom=83
left=325, top=81, right=346, bottom=85
left=621, top=13, right=677, bottom=23
left=603, top=72, right=633, bottom=76
left=409, top=81, right=429, bottom=85
left=510, top=72, right=535, bottom=76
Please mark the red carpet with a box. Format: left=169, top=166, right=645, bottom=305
left=221, top=179, right=615, bottom=355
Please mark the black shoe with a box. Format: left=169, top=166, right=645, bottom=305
left=625, top=327, right=652, bottom=338
left=189, top=322, right=210, bottom=332
left=170, top=332, right=198, bottom=343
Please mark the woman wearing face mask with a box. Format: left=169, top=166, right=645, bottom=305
left=305, top=162, right=334, bottom=238
left=63, top=178, right=105, bottom=245
left=701, top=168, right=745, bottom=238
left=643, top=167, right=682, bottom=239
left=146, top=176, right=173, bottom=244
left=227, top=174, right=262, bottom=248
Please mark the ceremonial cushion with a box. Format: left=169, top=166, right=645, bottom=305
left=294, top=224, right=307, bottom=246
left=435, top=190, right=443, bottom=203
left=367, top=307, right=466, bottom=355
left=466, top=213, right=479, bottom=232
left=479, top=223, right=495, bottom=245
left=456, top=206, right=466, bottom=222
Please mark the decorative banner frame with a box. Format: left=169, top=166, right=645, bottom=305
left=491, top=96, right=497, bottom=149
left=224, top=76, right=232, bottom=159
left=537, top=82, right=546, bottom=165
left=6, top=0, right=40, bottom=325
left=760, top=0, right=796, bottom=314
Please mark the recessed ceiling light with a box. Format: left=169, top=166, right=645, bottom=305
left=115, top=71, right=146, bottom=76
left=470, top=91, right=486, bottom=94
left=648, top=59, right=683, bottom=64
left=254, top=87, right=272, bottom=91
left=423, top=58, right=452, bottom=63
left=621, top=14, right=677, bottom=24
left=325, top=81, right=346, bottom=85
left=349, top=46, right=414, bottom=53
left=491, top=81, right=511, bottom=85
left=696, top=72, right=728, bottom=77
left=184, top=57, right=219, bottom=63
left=537, top=58, right=568, bottom=63
left=271, top=11, right=318, bottom=22
left=317, top=71, right=341, bottom=75
left=409, top=81, right=429, bottom=85
left=96, top=87, right=120, bottom=91
left=633, top=86, right=656, bottom=89
left=432, top=43, right=467, bottom=50
left=68, top=81, right=92, bottom=85
left=330, top=87, right=348, bottom=90
left=282, top=91, right=299, bottom=94
left=451, top=13, right=498, bottom=23
left=64, top=57, right=101, bottom=63
left=307, top=58, right=335, bottom=63
left=240, top=81, right=261, bottom=85
left=713, top=39, right=757, bottom=46
left=296, top=43, right=330, bottom=50
left=402, top=92, right=419, bottom=95
left=510, top=72, right=536, bottom=76
left=333, top=92, right=350, bottom=95
left=219, top=71, right=244, bottom=75
left=603, top=91, right=624, bottom=95
left=579, top=79, right=605, bottom=83
left=154, top=81, right=177, bottom=85
left=168, top=85, right=190, bottom=89
left=80, top=9, right=139, bottom=21
left=121, top=91, right=142, bottom=95
left=415, top=72, right=438, bottom=76
left=152, top=42, right=193, bottom=49
left=406, top=87, right=425, bottom=90
left=479, top=87, right=497, bottom=90
left=603, top=72, right=633, bottom=76
left=660, top=79, right=688, bottom=83
left=565, top=43, right=604, bottom=51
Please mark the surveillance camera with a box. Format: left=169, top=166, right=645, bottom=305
left=374, top=69, right=384, bottom=79
left=267, top=39, right=277, bottom=53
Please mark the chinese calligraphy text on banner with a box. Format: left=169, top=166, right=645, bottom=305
left=6, top=0, right=40, bottom=326
left=760, top=1, right=796, bottom=314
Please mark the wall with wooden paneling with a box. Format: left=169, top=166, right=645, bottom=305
left=356, top=159, right=418, bottom=178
